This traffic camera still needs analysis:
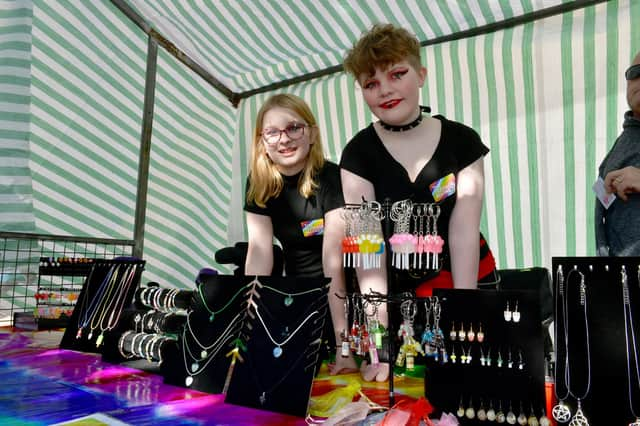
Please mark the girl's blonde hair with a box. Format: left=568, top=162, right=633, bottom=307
left=246, top=94, right=325, bottom=208
left=344, top=23, right=422, bottom=79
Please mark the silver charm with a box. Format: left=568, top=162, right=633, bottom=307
left=185, top=375, right=194, bottom=386
left=259, top=391, right=266, bottom=405
left=552, top=401, right=572, bottom=423
left=569, top=404, right=589, bottom=426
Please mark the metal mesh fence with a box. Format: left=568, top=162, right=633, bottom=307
left=0, top=232, right=134, bottom=327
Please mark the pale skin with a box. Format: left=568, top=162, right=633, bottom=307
left=245, top=109, right=357, bottom=375
left=343, top=60, right=485, bottom=381
left=605, top=51, right=640, bottom=201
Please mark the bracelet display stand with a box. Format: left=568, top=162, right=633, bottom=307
left=59, top=258, right=145, bottom=354
left=552, top=256, right=640, bottom=426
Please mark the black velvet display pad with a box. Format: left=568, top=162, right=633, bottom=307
left=552, top=257, right=640, bottom=426
left=161, top=274, right=250, bottom=393
left=59, top=259, right=145, bottom=354
left=427, top=288, right=546, bottom=422
left=224, top=275, right=330, bottom=418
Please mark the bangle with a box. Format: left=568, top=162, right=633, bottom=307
left=118, top=330, right=135, bottom=359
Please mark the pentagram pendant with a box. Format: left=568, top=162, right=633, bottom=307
left=200, top=350, right=208, bottom=358
left=630, top=418, right=640, bottom=426
left=284, top=295, right=293, bottom=306
left=191, top=362, right=199, bottom=372
left=209, top=313, right=215, bottom=322
left=259, top=391, right=266, bottom=405
left=273, top=346, right=283, bottom=358
left=185, top=375, right=194, bottom=387
left=569, top=407, right=589, bottom=426
left=552, top=402, right=572, bottom=423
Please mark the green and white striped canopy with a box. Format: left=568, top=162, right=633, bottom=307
left=1, top=0, right=639, bottom=289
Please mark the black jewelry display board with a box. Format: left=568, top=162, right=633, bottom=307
left=552, top=256, right=640, bottom=426
left=427, top=288, right=546, bottom=423
left=161, top=274, right=250, bottom=393
left=59, top=258, right=145, bottom=354
left=224, top=275, right=330, bottom=418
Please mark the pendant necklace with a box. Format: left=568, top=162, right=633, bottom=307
left=75, top=264, right=101, bottom=339
left=552, top=265, right=572, bottom=422
left=197, top=280, right=253, bottom=322
left=379, top=105, right=431, bottom=132
left=87, top=265, right=121, bottom=341
left=251, top=300, right=319, bottom=358
left=622, top=266, right=640, bottom=426
left=553, top=266, right=592, bottom=426
left=96, top=264, right=138, bottom=347
left=257, top=277, right=325, bottom=307
left=182, top=310, right=243, bottom=387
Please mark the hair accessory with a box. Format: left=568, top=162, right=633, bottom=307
left=379, top=105, right=430, bottom=132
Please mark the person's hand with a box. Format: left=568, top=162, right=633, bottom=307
left=328, top=348, right=359, bottom=375
left=605, top=166, right=640, bottom=201
left=360, top=359, right=389, bottom=382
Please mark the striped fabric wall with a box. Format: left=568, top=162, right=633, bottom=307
left=0, top=0, right=34, bottom=232
left=142, top=48, right=235, bottom=287
left=27, top=0, right=234, bottom=288
left=231, top=0, right=639, bottom=271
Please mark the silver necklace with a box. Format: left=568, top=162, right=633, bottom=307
left=251, top=300, right=318, bottom=358
left=622, top=266, right=640, bottom=426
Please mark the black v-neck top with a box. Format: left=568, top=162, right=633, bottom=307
left=340, top=115, right=490, bottom=274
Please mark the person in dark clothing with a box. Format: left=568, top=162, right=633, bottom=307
left=595, top=51, right=640, bottom=256
left=341, top=23, right=496, bottom=381
left=244, top=93, right=357, bottom=375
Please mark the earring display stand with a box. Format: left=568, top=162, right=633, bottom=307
left=224, top=275, right=330, bottom=418
left=59, top=258, right=145, bottom=354
left=552, top=256, right=640, bottom=426
left=425, top=288, right=546, bottom=423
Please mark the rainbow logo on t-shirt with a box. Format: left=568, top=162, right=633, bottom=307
left=429, top=173, right=456, bottom=202
left=301, top=218, right=324, bottom=237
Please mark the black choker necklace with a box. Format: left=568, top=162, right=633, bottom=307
left=379, top=106, right=431, bottom=132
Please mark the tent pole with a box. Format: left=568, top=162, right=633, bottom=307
left=133, top=35, right=158, bottom=260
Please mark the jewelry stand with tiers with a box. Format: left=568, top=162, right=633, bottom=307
left=59, top=258, right=145, bottom=354
left=552, top=256, right=640, bottom=426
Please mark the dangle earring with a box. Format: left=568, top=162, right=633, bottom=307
left=466, top=397, right=476, bottom=419
left=517, top=402, right=527, bottom=425
left=477, top=322, right=485, bottom=342
left=539, top=409, right=551, bottom=426
left=507, top=348, right=514, bottom=369
left=504, top=301, right=512, bottom=322
left=512, top=300, right=521, bottom=323
left=477, top=399, right=487, bottom=421
left=497, top=348, right=503, bottom=368
left=480, top=346, right=486, bottom=366
left=467, top=323, right=475, bottom=342
left=458, top=322, right=466, bottom=341
left=449, top=321, right=457, bottom=341
left=487, top=400, right=497, bottom=422
left=506, top=402, right=517, bottom=425
left=450, top=345, right=457, bottom=364
left=528, top=404, right=539, bottom=426
left=496, top=400, right=506, bottom=423
left=486, top=347, right=492, bottom=367
left=457, top=396, right=465, bottom=418
left=518, top=349, right=525, bottom=370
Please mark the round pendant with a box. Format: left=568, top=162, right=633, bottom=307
left=496, top=411, right=506, bottom=424
left=539, top=415, right=551, bottom=426
left=487, top=409, right=496, bottom=421
left=477, top=331, right=485, bottom=342
left=630, top=419, right=640, bottom=426
left=191, top=362, right=199, bottom=372
left=200, top=350, right=208, bottom=358
left=507, top=411, right=517, bottom=424
left=456, top=406, right=465, bottom=417
left=284, top=295, right=294, bottom=306
left=477, top=408, right=487, bottom=421
left=185, top=375, right=194, bottom=387
left=273, top=346, right=283, bottom=358
left=552, top=403, right=571, bottom=423
left=466, top=407, right=476, bottom=419
left=209, top=313, right=215, bottom=322
left=528, top=415, right=539, bottom=426
left=518, top=413, right=528, bottom=425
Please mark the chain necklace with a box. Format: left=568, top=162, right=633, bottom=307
left=251, top=300, right=319, bottom=358
left=553, top=266, right=591, bottom=425
left=96, top=264, right=138, bottom=347
left=255, top=276, right=325, bottom=307
left=622, top=266, right=640, bottom=426
left=198, top=280, right=253, bottom=322
left=182, top=311, right=243, bottom=387
left=86, top=265, right=121, bottom=340
left=75, top=264, right=101, bottom=339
